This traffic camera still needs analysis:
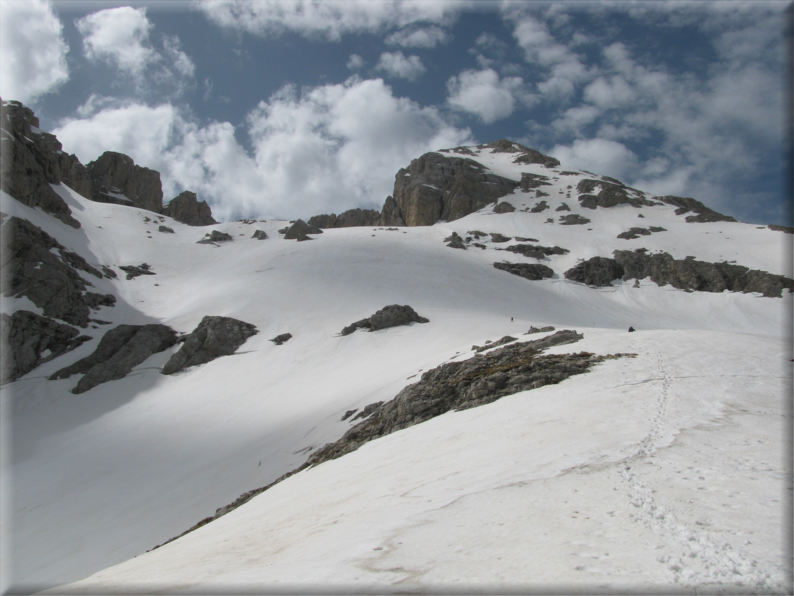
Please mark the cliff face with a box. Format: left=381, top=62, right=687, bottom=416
left=161, top=191, right=217, bottom=226
left=0, top=99, right=89, bottom=228
left=382, top=152, right=520, bottom=227
left=86, top=151, right=164, bottom=213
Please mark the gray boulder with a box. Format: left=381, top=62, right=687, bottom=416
left=162, top=316, right=258, bottom=375
left=1, top=311, right=90, bottom=384
left=0, top=99, right=84, bottom=228
left=284, top=219, right=322, bottom=241
left=158, top=225, right=175, bottom=234
left=161, top=191, right=217, bottom=226
left=50, top=324, right=178, bottom=393
left=1, top=216, right=115, bottom=327
left=340, top=305, right=429, bottom=336
left=444, top=231, right=466, bottom=249
left=252, top=230, right=268, bottom=240
left=197, top=230, right=233, bottom=244
left=270, top=333, right=292, bottom=345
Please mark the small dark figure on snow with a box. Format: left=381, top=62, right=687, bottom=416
left=628, top=326, right=636, bottom=332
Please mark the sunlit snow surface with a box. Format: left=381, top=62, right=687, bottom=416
left=1, top=146, right=791, bottom=594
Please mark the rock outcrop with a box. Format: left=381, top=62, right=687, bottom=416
left=283, top=219, right=322, bottom=241
left=0, top=99, right=86, bottom=228
left=252, top=230, right=268, bottom=240
left=308, top=209, right=381, bottom=229
left=576, top=179, right=658, bottom=210
left=50, top=324, right=178, bottom=393
left=493, top=201, right=516, bottom=213
left=559, top=214, right=591, bottom=225
left=306, top=330, right=609, bottom=465
left=1, top=216, right=115, bottom=327
left=119, top=264, right=155, bottom=280
left=270, top=333, right=292, bottom=345
left=493, top=261, right=554, bottom=281
left=382, top=151, right=520, bottom=226
left=564, top=250, right=794, bottom=297
left=197, top=230, right=233, bottom=244
left=658, top=196, right=737, bottom=223
left=1, top=310, right=90, bottom=384
left=161, top=316, right=258, bottom=375
left=86, top=151, right=163, bottom=213
left=161, top=191, right=217, bottom=226
left=502, top=244, right=569, bottom=259
left=154, top=329, right=630, bottom=549
left=340, top=305, right=429, bottom=336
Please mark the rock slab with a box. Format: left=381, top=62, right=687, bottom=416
left=341, top=305, right=429, bottom=336
left=50, top=324, right=178, bottom=393
left=162, top=316, right=258, bottom=375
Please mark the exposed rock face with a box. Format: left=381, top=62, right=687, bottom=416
left=283, top=219, right=322, bottom=241
left=158, top=225, right=175, bottom=234
left=308, top=208, right=381, bottom=229
left=658, top=196, right=737, bottom=223
left=503, top=243, right=569, bottom=259
left=526, top=326, right=555, bottom=334
left=493, top=262, right=554, bottom=281
left=576, top=179, right=659, bottom=210
left=252, top=230, right=268, bottom=240
left=493, top=201, right=516, bottom=213
left=0, top=100, right=85, bottom=228
left=340, top=305, right=429, bottom=336
left=490, top=233, right=511, bottom=243
left=565, top=251, right=794, bottom=297
left=520, top=173, right=553, bottom=191
left=161, top=191, right=217, bottom=226
left=119, top=264, right=155, bottom=280
left=162, top=316, right=258, bottom=375
left=384, top=152, right=520, bottom=226
left=564, top=257, right=626, bottom=287
left=86, top=151, right=163, bottom=213
left=1, top=216, right=115, bottom=327
left=153, top=330, right=633, bottom=550
left=556, top=203, right=571, bottom=212
left=768, top=224, right=794, bottom=234
left=559, top=214, right=591, bottom=225
left=472, top=335, right=517, bottom=352
left=617, top=227, right=653, bottom=240
left=307, top=331, right=610, bottom=465
left=0, top=311, right=90, bottom=384
left=379, top=197, right=406, bottom=226
left=50, top=324, right=178, bottom=394
left=476, top=140, right=561, bottom=168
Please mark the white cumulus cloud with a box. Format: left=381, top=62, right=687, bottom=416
left=386, top=25, right=451, bottom=48
left=549, top=138, right=639, bottom=180
left=375, top=52, right=426, bottom=81
left=53, top=78, right=472, bottom=221
left=77, top=6, right=155, bottom=76
left=0, top=0, right=69, bottom=104
left=197, top=0, right=466, bottom=41
left=446, top=68, right=527, bottom=124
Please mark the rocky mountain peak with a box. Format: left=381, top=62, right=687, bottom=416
left=86, top=151, right=164, bottom=213
left=161, top=191, right=217, bottom=226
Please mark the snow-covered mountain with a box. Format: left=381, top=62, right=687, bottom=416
left=1, top=99, right=792, bottom=594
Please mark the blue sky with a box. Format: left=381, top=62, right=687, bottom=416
left=0, top=0, right=789, bottom=225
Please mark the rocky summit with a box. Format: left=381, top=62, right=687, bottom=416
left=0, top=98, right=791, bottom=595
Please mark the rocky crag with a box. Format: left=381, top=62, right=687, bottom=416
left=565, top=250, right=794, bottom=297
left=152, top=329, right=632, bottom=550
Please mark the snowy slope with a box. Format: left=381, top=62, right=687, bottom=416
left=1, top=143, right=791, bottom=594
